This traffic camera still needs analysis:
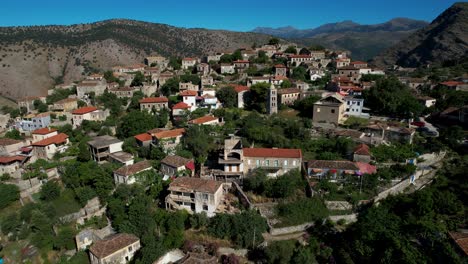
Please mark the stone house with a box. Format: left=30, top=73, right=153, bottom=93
left=233, top=60, right=250, bottom=71
left=201, top=76, right=214, bottom=87
left=274, top=64, right=288, bottom=77
left=31, top=127, right=58, bottom=144
left=233, top=85, right=250, bottom=108
left=182, top=58, right=198, bottom=69
left=151, top=128, right=185, bottom=154
left=312, top=95, right=346, bottom=124
left=87, top=135, right=123, bottom=163
left=32, top=133, right=69, bottom=160
left=165, top=177, right=224, bottom=217
left=160, top=155, right=195, bottom=177
left=188, top=115, right=220, bottom=126
left=139, top=97, right=169, bottom=112
left=113, top=160, right=153, bottom=185
left=197, top=63, right=211, bottom=76
left=157, top=71, right=175, bottom=86
left=52, top=98, right=78, bottom=112
left=172, top=102, right=191, bottom=117
left=17, top=96, right=46, bottom=113
left=0, top=155, right=25, bottom=177
left=277, top=88, right=300, bottom=105
left=145, top=56, right=168, bottom=68
left=307, top=160, right=360, bottom=181
left=89, top=233, right=140, bottom=264
left=242, top=147, right=302, bottom=177
left=109, top=87, right=137, bottom=99
left=0, top=138, right=24, bottom=156
left=353, top=144, right=371, bottom=163
left=289, top=55, right=314, bottom=65
left=179, top=82, right=199, bottom=92
left=220, top=64, right=235, bottom=74
left=337, top=66, right=361, bottom=83
left=76, top=79, right=107, bottom=98
left=71, top=106, right=109, bottom=128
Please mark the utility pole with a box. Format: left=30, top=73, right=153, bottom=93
left=252, top=227, right=256, bottom=248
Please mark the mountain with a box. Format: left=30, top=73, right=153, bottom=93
left=252, top=18, right=428, bottom=61
left=251, top=18, right=428, bottom=38
left=0, top=19, right=272, bottom=99
left=373, top=2, right=468, bottom=67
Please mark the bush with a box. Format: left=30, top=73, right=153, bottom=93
left=0, top=183, right=19, bottom=209
left=276, top=197, right=328, bottom=226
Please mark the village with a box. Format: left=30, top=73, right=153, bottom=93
left=0, top=37, right=466, bottom=264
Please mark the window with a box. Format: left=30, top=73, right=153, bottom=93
left=357, top=102, right=361, bottom=106
left=203, top=204, right=208, bottom=211
left=274, top=160, right=279, bottom=167
left=202, top=193, right=209, bottom=200
left=265, top=160, right=270, bottom=166
left=317, top=107, right=321, bottom=112
left=293, top=160, right=297, bottom=166
left=248, top=159, right=251, bottom=165
left=331, top=109, right=335, bottom=114
left=284, top=160, right=288, bottom=166
left=256, top=160, right=260, bottom=166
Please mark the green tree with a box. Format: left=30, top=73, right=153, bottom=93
left=184, top=126, right=214, bottom=171
left=280, top=79, right=292, bottom=88
left=130, top=71, right=145, bottom=87
left=268, top=38, right=280, bottom=45
left=33, top=99, right=48, bottom=113
left=265, top=240, right=296, bottom=264
left=4, top=129, right=22, bottom=140
left=168, top=57, right=182, bottom=70
left=244, top=82, right=270, bottom=113
left=0, top=183, right=19, bottom=208
left=299, top=47, right=311, bottom=55
left=160, top=77, right=180, bottom=96
left=40, top=181, right=61, bottom=201
left=216, top=86, right=237, bottom=108
left=292, top=96, right=320, bottom=117
left=54, top=226, right=75, bottom=250
left=117, top=110, right=157, bottom=138
left=284, top=46, right=297, bottom=54
left=291, top=66, right=308, bottom=81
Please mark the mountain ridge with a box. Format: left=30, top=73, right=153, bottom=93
left=372, top=2, right=468, bottom=67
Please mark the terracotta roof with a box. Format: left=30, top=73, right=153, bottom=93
left=32, top=127, right=57, bottom=135
left=355, top=162, right=377, bottom=175
left=189, top=115, right=218, bottom=125
left=72, top=106, right=98, bottom=115
left=307, top=160, right=358, bottom=170
left=0, top=155, right=25, bottom=164
left=139, top=97, right=168, bottom=103
left=110, top=86, right=135, bottom=92
left=243, top=148, right=302, bottom=158
left=114, top=160, right=152, bottom=177
left=449, top=232, right=468, bottom=256
left=232, top=85, right=249, bottom=93
left=152, top=128, right=185, bottom=139
left=440, top=81, right=463, bottom=86
left=169, top=177, right=223, bottom=194
left=180, top=90, right=198, bottom=96
left=354, top=144, right=371, bottom=156
left=172, top=102, right=191, bottom=110
left=274, top=64, right=287, bottom=68
left=89, top=233, right=139, bottom=259
left=32, top=133, right=68, bottom=147
left=277, top=88, right=300, bottom=94
left=179, top=252, right=218, bottom=264
left=134, top=133, right=152, bottom=142
left=0, top=138, right=22, bottom=146
left=182, top=58, right=197, bottom=61
left=161, top=155, right=193, bottom=168
left=440, top=106, right=461, bottom=115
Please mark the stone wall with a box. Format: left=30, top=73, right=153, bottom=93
left=329, top=214, right=358, bottom=224
left=232, top=181, right=252, bottom=209
left=269, top=222, right=315, bottom=236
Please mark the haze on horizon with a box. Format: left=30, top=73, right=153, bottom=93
left=0, top=0, right=460, bottom=31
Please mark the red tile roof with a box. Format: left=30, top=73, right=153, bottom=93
left=440, top=81, right=463, bottom=87
left=139, top=97, right=168, bottom=103
left=354, top=144, right=370, bottom=156
left=180, top=90, right=198, bottom=96
left=169, top=177, right=223, bottom=194
left=172, top=102, right=191, bottom=110
left=0, top=155, right=25, bottom=164
left=355, top=162, right=377, bottom=174
left=189, top=115, right=218, bottom=125
left=350, top=61, right=367, bottom=65
left=277, top=88, right=300, bottom=94
left=243, top=148, right=302, bottom=158
left=274, top=64, right=287, bottom=68
left=90, top=233, right=139, bottom=259
left=32, top=133, right=68, bottom=147
left=134, top=133, right=152, bottom=142
left=232, top=85, right=249, bottom=93
left=72, top=106, right=98, bottom=115
left=114, top=160, right=152, bottom=177
left=32, top=127, right=57, bottom=135
left=449, top=232, right=468, bottom=256
left=152, top=128, right=185, bottom=140
left=182, top=58, right=197, bottom=61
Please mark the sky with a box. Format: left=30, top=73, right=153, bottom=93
left=0, top=0, right=462, bottom=31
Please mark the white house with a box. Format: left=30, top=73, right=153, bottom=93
left=344, top=96, right=368, bottom=117
left=89, top=233, right=141, bottom=264
left=180, top=90, right=198, bottom=111
left=182, top=58, right=198, bottom=69
left=72, top=106, right=109, bottom=128
left=32, top=133, right=69, bottom=160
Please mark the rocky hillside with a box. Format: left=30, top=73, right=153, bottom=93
left=373, top=2, right=468, bottom=67
left=0, top=19, right=272, bottom=99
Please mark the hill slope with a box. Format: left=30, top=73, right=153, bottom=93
left=0, top=19, right=272, bottom=99
left=373, top=3, right=468, bottom=67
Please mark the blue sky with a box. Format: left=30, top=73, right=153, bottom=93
left=0, top=0, right=461, bottom=31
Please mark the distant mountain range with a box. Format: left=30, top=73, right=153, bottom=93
left=252, top=18, right=429, bottom=39
left=373, top=2, right=468, bottom=67
left=252, top=18, right=429, bottom=61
